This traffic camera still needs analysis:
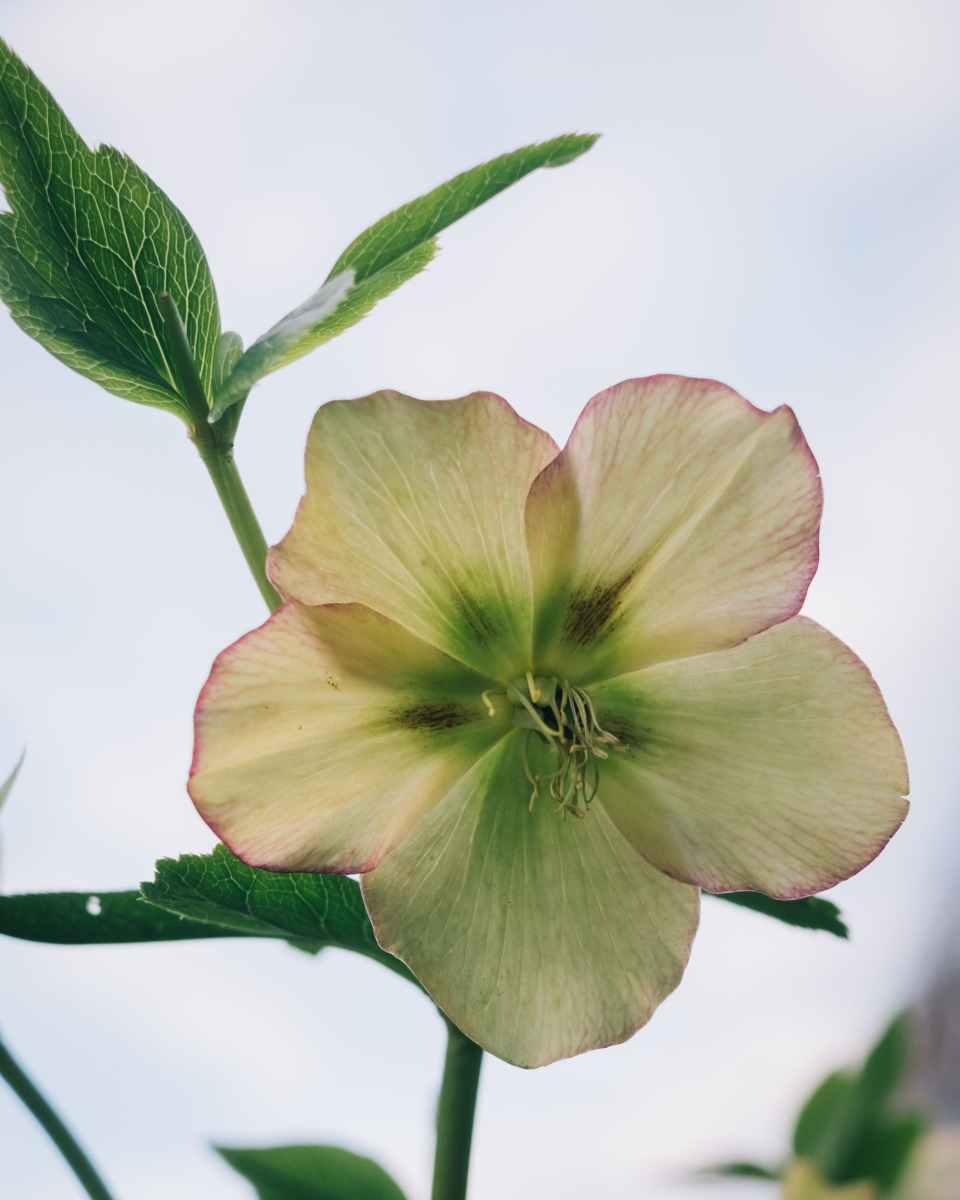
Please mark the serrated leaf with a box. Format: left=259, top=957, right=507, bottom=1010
left=140, top=844, right=417, bottom=985
left=214, top=133, right=599, bottom=413
left=709, top=890, right=848, bottom=938
left=0, top=39, right=221, bottom=418
left=329, top=133, right=598, bottom=282
left=0, top=889, right=253, bottom=944
left=216, top=1145, right=408, bottom=1200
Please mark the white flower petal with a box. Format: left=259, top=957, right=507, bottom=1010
left=526, top=376, right=822, bottom=679
left=270, top=390, right=558, bottom=677
left=190, top=603, right=499, bottom=873
left=592, top=617, right=908, bottom=897
left=363, top=734, right=699, bottom=1067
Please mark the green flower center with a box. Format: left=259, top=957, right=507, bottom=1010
left=483, top=673, right=621, bottom=820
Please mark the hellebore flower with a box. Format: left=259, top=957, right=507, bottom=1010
left=189, top=377, right=907, bottom=1067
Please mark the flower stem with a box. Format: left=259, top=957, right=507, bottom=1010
left=157, top=293, right=281, bottom=612
left=0, top=1029, right=117, bottom=1200
left=431, top=1019, right=483, bottom=1200
left=192, top=435, right=282, bottom=612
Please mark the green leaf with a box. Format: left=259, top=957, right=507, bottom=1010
left=793, top=1016, right=923, bottom=1190
left=843, top=1114, right=926, bottom=1193
left=0, top=889, right=252, bottom=944
left=709, top=890, right=848, bottom=938
left=794, top=1071, right=853, bottom=1161
left=0, top=38, right=221, bottom=419
left=213, top=133, right=599, bottom=415
left=329, top=133, right=598, bottom=282
left=217, top=1145, right=408, bottom=1200
left=858, top=1014, right=910, bottom=1109
left=699, top=1161, right=782, bottom=1181
left=0, top=750, right=24, bottom=814
left=140, top=845, right=417, bottom=985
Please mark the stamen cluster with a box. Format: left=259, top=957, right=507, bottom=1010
left=484, top=673, right=621, bottom=819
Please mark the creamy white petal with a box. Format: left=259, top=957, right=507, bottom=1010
left=270, top=390, right=558, bottom=677
left=363, top=734, right=699, bottom=1067
left=592, top=617, right=908, bottom=897
left=526, top=376, right=822, bottom=680
left=190, top=603, right=501, bottom=873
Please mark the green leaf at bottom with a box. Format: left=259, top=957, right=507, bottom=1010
left=792, top=1016, right=926, bottom=1191
left=217, top=1145, right=408, bottom=1200
left=141, top=845, right=416, bottom=984
left=0, top=889, right=249, bottom=944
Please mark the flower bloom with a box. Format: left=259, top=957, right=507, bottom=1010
left=189, top=377, right=908, bottom=1067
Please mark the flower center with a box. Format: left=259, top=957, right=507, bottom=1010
left=482, top=672, right=621, bottom=820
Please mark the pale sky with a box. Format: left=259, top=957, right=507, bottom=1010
left=2, top=2, right=959, bottom=1198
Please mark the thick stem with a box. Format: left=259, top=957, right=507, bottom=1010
left=431, top=1020, right=483, bottom=1200
left=0, top=1030, right=117, bottom=1200
left=157, top=293, right=281, bottom=612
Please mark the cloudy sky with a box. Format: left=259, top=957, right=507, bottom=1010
left=2, top=2, right=959, bottom=1197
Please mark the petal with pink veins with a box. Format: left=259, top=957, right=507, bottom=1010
left=363, top=734, right=700, bottom=1068
left=526, top=376, right=822, bottom=681
left=269, top=390, right=558, bottom=678
left=190, top=602, right=502, bottom=874
left=592, top=617, right=908, bottom=897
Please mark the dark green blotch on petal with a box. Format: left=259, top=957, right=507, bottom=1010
left=393, top=702, right=475, bottom=732
left=451, top=586, right=499, bottom=645
left=562, top=569, right=636, bottom=647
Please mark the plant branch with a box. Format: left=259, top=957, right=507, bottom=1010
left=157, top=294, right=281, bottom=612
left=0, top=1029, right=118, bottom=1200
left=193, top=435, right=282, bottom=611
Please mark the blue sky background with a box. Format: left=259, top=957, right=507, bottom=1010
left=1, top=1, right=959, bottom=1197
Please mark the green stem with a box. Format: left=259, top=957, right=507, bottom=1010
left=193, top=436, right=282, bottom=611
left=157, top=294, right=281, bottom=612
left=0, top=1029, right=117, bottom=1200
left=431, top=1020, right=483, bottom=1200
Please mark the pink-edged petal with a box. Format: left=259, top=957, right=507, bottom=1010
left=269, top=390, right=558, bottom=678
left=363, top=734, right=700, bottom=1068
left=525, top=376, right=822, bottom=680
left=590, top=617, right=908, bottom=897
left=189, top=602, right=502, bottom=874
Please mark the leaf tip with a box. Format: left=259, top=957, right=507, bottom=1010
left=543, top=132, right=602, bottom=166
